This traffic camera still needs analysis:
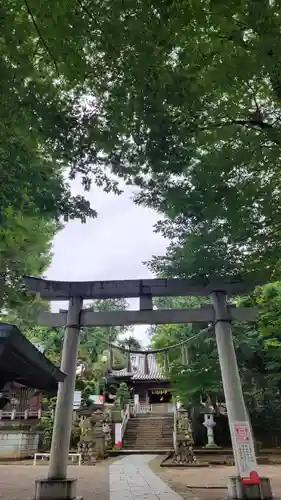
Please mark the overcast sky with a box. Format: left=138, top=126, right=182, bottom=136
left=46, top=179, right=167, bottom=345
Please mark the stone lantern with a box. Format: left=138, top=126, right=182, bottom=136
left=202, top=405, right=218, bottom=448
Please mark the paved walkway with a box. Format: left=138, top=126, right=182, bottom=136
left=110, top=455, right=183, bottom=500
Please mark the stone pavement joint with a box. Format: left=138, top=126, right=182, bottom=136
left=110, top=454, right=184, bottom=500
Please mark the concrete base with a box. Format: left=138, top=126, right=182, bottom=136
left=34, top=478, right=82, bottom=500
left=228, top=476, right=272, bottom=500
left=204, top=443, right=219, bottom=449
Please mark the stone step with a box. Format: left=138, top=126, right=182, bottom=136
left=124, top=443, right=173, bottom=448
left=132, top=416, right=174, bottom=419
left=127, top=428, right=173, bottom=431
left=124, top=431, right=173, bottom=436
left=126, top=429, right=173, bottom=432
left=125, top=439, right=172, bottom=442
left=123, top=416, right=173, bottom=451
left=126, top=423, right=173, bottom=426
left=124, top=436, right=173, bottom=443
left=125, top=426, right=173, bottom=430
left=123, top=445, right=173, bottom=450
left=123, top=444, right=173, bottom=450
left=125, top=432, right=172, bottom=436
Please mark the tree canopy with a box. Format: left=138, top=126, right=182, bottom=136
left=6, top=0, right=281, bottom=280
left=1, top=2, right=97, bottom=224
left=0, top=213, right=59, bottom=311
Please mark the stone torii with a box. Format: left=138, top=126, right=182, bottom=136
left=24, top=276, right=272, bottom=500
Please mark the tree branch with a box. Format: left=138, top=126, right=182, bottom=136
left=197, top=119, right=281, bottom=145
left=76, top=0, right=95, bottom=21
left=24, top=0, right=59, bottom=76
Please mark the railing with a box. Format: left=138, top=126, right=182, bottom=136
left=121, top=403, right=130, bottom=440
left=0, top=409, right=42, bottom=420
left=130, top=401, right=175, bottom=415
left=137, top=403, right=152, bottom=413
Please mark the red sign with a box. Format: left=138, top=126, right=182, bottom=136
left=233, top=422, right=260, bottom=486
left=234, top=423, right=250, bottom=444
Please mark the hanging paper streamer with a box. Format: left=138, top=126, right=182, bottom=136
left=144, top=353, right=149, bottom=375
left=127, top=351, right=131, bottom=372
left=181, top=344, right=189, bottom=365
left=164, top=351, right=169, bottom=373
left=181, top=344, right=185, bottom=365
left=109, top=344, right=113, bottom=371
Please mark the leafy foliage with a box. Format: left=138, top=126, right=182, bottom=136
left=116, top=382, right=130, bottom=410
left=35, top=406, right=81, bottom=451
left=151, top=291, right=281, bottom=416
left=1, top=1, right=125, bottom=225
left=5, top=2, right=281, bottom=279
left=8, top=0, right=281, bottom=280
left=118, top=336, right=142, bottom=351
left=0, top=213, right=58, bottom=311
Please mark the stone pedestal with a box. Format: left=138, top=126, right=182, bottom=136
left=228, top=476, right=272, bottom=500
left=34, top=478, right=82, bottom=500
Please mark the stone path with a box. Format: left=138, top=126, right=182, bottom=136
left=110, top=455, right=184, bottom=500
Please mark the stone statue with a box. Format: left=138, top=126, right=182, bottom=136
left=78, top=408, right=108, bottom=463
left=102, top=412, right=112, bottom=450
left=173, top=408, right=196, bottom=464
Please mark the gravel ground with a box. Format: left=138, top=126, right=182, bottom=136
left=2, top=458, right=281, bottom=500
left=150, top=458, right=281, bottom=500
left=0, top=463, right=109, bottom=500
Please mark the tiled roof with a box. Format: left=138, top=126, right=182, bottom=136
left=110, top=353, right=165, bottom=380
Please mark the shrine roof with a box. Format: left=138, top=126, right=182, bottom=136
left=110, top=353, right=165, bottom=381
left=0, top=323, right=65, bottom=393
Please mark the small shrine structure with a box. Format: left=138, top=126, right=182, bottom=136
left=106, top=353, right=173, bottom=413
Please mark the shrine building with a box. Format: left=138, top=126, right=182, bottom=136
left=105, top=353, right=174, bottom=413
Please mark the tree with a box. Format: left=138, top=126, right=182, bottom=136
left=116, top=382, right=130, bottom=410
left=5, top=2, right=281, bottom=279
left=151, top=292, right=281, bottom=417
left=0, top=34, right=94, bottom=225
left=118, top=336, right=142, bottom=351
left=2, top=0, right=126, bottom=218
left=241, top=283, right=281, bottom=379
left=8, top=0, right=281, bottom=281
left=0, top=213, right=58, bottom=312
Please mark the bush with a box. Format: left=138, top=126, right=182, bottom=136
left=116, top=383, right=130, bottom=410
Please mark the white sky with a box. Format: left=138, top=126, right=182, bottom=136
left=46, top=179, right=167, bottom=345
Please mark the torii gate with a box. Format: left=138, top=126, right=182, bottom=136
left=24, top=276, right=272, bottom=500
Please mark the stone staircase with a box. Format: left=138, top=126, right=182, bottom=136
left=122, top=413, right=174, bottom=451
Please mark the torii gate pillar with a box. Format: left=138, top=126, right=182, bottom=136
left=212, top=291, right=272, bottom=500
left=34, top=297, right=83, bottom=500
